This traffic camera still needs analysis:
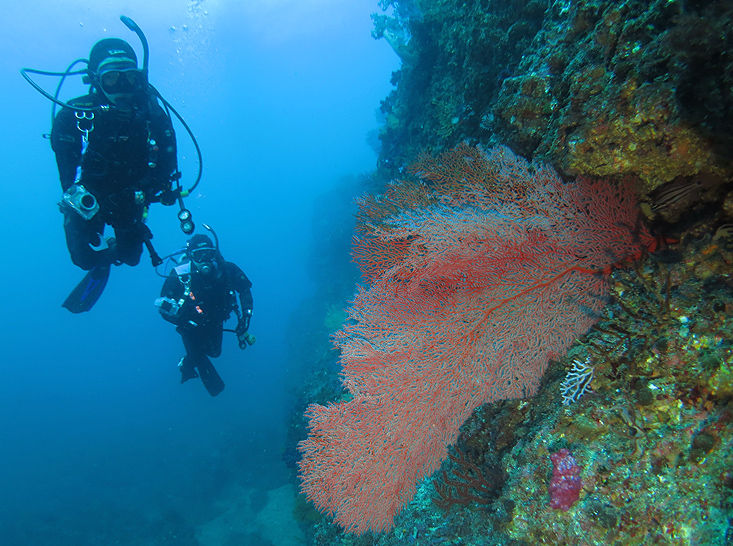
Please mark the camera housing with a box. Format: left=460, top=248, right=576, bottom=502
left=62, top=184, right=99, bottom=220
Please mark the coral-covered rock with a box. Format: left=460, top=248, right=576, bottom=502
left=492, top=0, right=733, bottom=195
left=374, top=0, right=733, bottom=208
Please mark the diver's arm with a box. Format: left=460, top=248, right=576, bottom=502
left=238, top=289, right=254, bottom=332
left=226, top=262, right=253, bottom=328
left=146, top=99, right=179, bottom=201
left=50, top=107, right=82, bottom=192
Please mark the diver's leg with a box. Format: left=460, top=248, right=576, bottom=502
left=63, top=211, right=109, bottom=270
left=179, top=327, right=225, bottom=396
left=112, top=220, right=145, bottom=267
left=200, top=326, right=225, bottom=395
left=196, top=355, right=225, bottom=396
left=205, top=325, right=224, bottom=358
left=178, top=328, right=202, bottom=382
left=177, top=355, right=199, bottom=382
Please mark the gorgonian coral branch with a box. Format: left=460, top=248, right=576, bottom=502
left=298, top=145, right=654, bottom=534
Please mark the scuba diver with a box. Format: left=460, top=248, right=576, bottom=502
left=49, top=36, right=178, bottom=307
left=156, top=227, right=254, bottom=397
left=22, top=16, right=202, bottom=313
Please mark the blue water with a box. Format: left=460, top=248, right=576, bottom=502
left=1, top=1, right=397, bottom=543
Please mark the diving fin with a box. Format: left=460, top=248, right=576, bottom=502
left=62, top=264, right=111, bottom=313
left=197, top=356, right=225, bottom=397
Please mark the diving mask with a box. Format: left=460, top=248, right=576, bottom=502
left=99, top=68, right=145, bottom=94
left=190, top=247, right=219, bottom=278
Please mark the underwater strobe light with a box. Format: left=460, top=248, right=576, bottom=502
left=178, top=208, right=195, bottom=234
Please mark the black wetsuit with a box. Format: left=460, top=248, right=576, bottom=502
left=51, top=91, right=177, bottom=270
left=160, top=261, right=253, bottom=395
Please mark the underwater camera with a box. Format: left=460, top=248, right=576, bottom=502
left=155, top=296, right=183, bottom=320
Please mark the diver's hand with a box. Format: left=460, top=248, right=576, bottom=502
left=236, top=311, right=253, bottom=349
left=159, top=189, right=178, bottom=206
left=237, top=331, right=256, bottom=350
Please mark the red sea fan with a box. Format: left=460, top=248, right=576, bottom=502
left=298, top=145, right=654, bottom=534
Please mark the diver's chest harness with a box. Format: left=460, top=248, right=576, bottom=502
left=62, top=100, right=163, bottom=221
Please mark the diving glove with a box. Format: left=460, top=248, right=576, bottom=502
left=237, top=331, right=256, bottom=350
left=159, top=189, right=178, bottom=206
